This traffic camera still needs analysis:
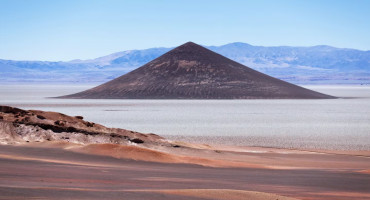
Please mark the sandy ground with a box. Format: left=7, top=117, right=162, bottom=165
left=0, top=142, right=369, bottom=200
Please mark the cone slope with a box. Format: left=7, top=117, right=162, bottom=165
left=62, top=42, right=334, bottom=99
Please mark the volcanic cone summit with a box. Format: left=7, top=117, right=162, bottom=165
left=61, top=42, right=334, bottom=99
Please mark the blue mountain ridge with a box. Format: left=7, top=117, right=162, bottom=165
left=1, top=42, right=369, bottom=84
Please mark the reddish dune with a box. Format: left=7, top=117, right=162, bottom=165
left=154, top=189, right=300, bottom=200
left=1, top=144, right=369, bottom=200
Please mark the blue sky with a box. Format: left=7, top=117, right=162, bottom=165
left=1, top=0, right=369, bottom=61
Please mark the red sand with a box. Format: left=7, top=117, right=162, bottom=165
left=0, top=143, right=369, bottom=200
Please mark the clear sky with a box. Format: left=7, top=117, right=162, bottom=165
left=1, top=0, right=369, bottom=61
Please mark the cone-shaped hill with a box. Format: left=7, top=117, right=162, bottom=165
left=61, top=42, right=334, bottom=99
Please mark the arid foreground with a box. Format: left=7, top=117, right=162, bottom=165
left=0, top=106, right=369, bottom=200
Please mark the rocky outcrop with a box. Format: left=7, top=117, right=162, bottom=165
left=0, top=105, right=165, bottom=146
left=0, top=121, right=22, bottom=144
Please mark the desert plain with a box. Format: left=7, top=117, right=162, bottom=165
left=0, top=85, right=369, bottom=200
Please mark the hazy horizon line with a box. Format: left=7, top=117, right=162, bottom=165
left=1, top=41, right=369, bottom=62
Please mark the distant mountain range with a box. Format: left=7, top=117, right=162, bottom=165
left=1, top=42, right=369, bottom=84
